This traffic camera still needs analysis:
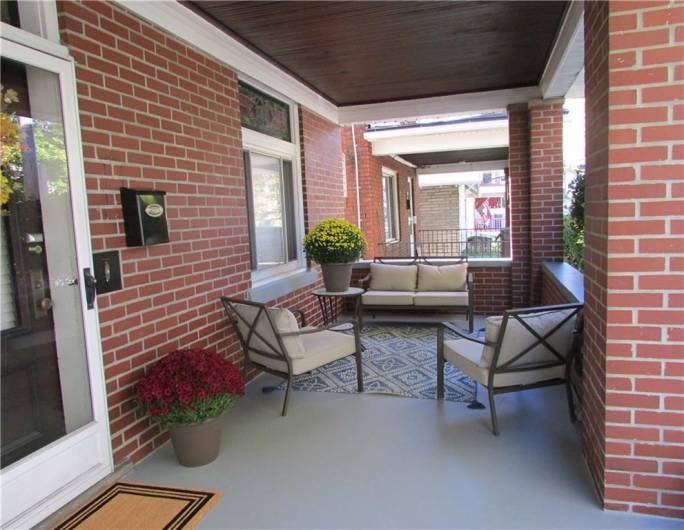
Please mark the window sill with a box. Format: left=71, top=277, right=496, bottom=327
left=248, top=268, right=319, bottom=303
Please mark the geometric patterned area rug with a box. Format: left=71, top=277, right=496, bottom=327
left=54, top=482, right=221, bottom=530
left=281, top=324, right=478, bottom=403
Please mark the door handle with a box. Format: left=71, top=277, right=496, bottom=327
left=83, top=267, right=97, bottom=309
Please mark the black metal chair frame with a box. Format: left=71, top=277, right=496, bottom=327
left=220, top=296, right=364, bottom=416
left=437, top=302, right=584, bottom=435
left=358, top=256, right=474, bottom=333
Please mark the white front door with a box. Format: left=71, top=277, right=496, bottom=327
left=0, top=35, right=112, bottom=529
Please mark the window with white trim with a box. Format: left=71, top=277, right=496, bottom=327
left=240, top=81, right=304, bottom=283
left=381, top=168, right=399, bottom=242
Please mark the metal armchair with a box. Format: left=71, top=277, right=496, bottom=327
left=437, top=303, right=583, bottom=435
left=221, top=297, right=364, bottom=416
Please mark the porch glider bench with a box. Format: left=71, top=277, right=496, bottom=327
left=358, top=257, right=474, bottom=332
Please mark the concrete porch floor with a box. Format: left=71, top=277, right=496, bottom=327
left=125, top=327, right=679, bottom=529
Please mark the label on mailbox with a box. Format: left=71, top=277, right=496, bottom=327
left=145, top=203, right=164, bottom=218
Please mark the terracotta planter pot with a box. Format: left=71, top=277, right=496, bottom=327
left=320, top=263, right=353, bottom=292
left=168, top=414, right=224, bottom=467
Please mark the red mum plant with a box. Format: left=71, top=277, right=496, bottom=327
left=137, top=348, right=244, bottom=427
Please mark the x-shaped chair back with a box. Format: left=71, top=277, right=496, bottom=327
left=220, top=296, right=293, bottom=374
left=488, top=303, right=583, bottom=386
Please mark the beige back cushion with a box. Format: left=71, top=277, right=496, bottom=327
left=417, top=263, right=467, bottom=291
left=232, top=303, right=306, bottom=359
left=480, top=308, right=577, bottom=369
left=369, top=263, right=418, bottom=291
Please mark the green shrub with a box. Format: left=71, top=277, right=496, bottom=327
left=564, top=168, right=585, bottom=270
left=303, top=218, right=367, bottom=264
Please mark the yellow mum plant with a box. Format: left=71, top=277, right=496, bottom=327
left=303, top=218, right=367, bottom=264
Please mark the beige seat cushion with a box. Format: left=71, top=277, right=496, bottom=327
left=251, top=330, right=356, bottom=375
left=417, top=263, right=467, bottom=291
left=362, top=290, right=415, bottom=306
left=413, top=291, right=469, bottom=306
left=480, top=308, right=577, bottom=369
left=369, top=263, right=418, bottom=291
left=232, top=303, right=306, bottom=358
left=444, top=338, right=566, bottom=388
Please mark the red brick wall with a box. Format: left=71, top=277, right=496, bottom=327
left=541, top=271, right=574, bottom=306
left=58, top=1, right=344, bottom=465
left=584, top=0, right=684, bottom=518
left=529, top=100, right=565, bottom=304
left=470, top=266, right=512, bottom=314
left=342, top=126, right=417, bottom=258
left=507, top=104, right=532, bottom=308
left=299, top=107, right=344, bottom=230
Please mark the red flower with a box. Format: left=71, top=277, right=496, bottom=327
left=136, top=348, right=244, bottom=420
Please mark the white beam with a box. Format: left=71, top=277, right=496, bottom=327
left=118, top=0, right=338, bottom=124
left=337, top=86, right=540, bottom=125
left=370, top=127, right=508, bottom=156
left=417, top=160, right=508, bottom=176
left=540, top=2, right=584, bottom=99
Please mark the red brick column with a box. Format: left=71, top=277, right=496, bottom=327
left=584, top=0, right=684, bottom=518
left=507, top=104, right=531, bottom=308
left=529, top=99, right=565, bottom=304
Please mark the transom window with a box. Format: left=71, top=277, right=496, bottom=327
left=240, top=81, right=303, bottom=284
left=382, top=168, right=399, bottom=242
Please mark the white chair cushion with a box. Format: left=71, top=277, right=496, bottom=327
left=369, top=263, right=418, bottom=291
left=251, top=330, right=356, bottom=375
left=413, top=291, right=469, bottom=306
left=481, top=309, right=577, bottom=370
left=444, top=339, right=487, bottom=385
left=232, top=303, right=306, bottom=359
left=444, top=338, right=566, bottom=388
left=362, top=290, right=415, bottom=306
left=417, top=263, right=467, bottom=291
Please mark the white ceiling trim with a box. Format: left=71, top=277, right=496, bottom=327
left=363, top=118, right=507, bottom=140
left=417, top=160, right=508, bottom=176
left=117, top=0, right=338, bottom=123
left=540, top=1, right=585, bottom=99
left=338, top=86, right=541, bottom=125
left=370, top=127, right=509, bottom=157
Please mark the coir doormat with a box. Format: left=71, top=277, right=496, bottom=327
left=54, top=482, right=221, bottom=530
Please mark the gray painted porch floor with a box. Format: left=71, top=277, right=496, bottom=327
left=126, top=362, right=679, bottom=529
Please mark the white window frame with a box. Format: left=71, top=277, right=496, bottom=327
left=381, top=167, right=400, bottom=243
left=240, top=77, right=305, bottom=287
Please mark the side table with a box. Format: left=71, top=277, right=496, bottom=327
left=312, top=287, right=365, bottom=327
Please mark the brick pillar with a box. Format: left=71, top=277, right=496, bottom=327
left=529, top=99, right=565, bottom=304
left=584, top=0, right=684, bottom=518
left=507, top=104, right=531, bottom=308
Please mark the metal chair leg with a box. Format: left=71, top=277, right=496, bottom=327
left=355, top=350, right=364, bottom=392
left=354, top=322, right=364, bottom=392
left=566, top=379, right=577, bottom=422
left=468, top=310, right=474, bottom=334
left=281, top=376, right=293, bottom=416
left=488, top=389, right=499, bottom=435
left=437, top=326, right=444, bottom=399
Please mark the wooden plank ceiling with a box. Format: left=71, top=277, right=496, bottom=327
left=189, top=1, right=568, bottom=106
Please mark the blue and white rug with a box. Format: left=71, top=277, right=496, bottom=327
left=282, top=324, right=478, bottom=403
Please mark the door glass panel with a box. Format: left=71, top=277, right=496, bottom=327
left=250, top=152, right=286, bottom=269
left=1, top=57, right=93, bottom=468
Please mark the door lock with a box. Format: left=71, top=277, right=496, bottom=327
left=27, top=245, right=43, bottom=254
left=83, top=267, right=97, bottom=309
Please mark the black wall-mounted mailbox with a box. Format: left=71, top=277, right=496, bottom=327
left=120, top=188, right=170, bottom=247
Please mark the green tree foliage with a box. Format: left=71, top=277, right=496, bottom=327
left=564, top=168, right=585, bottom=270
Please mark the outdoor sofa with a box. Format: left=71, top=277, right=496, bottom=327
left=358, top=257, right=474, bottom=332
